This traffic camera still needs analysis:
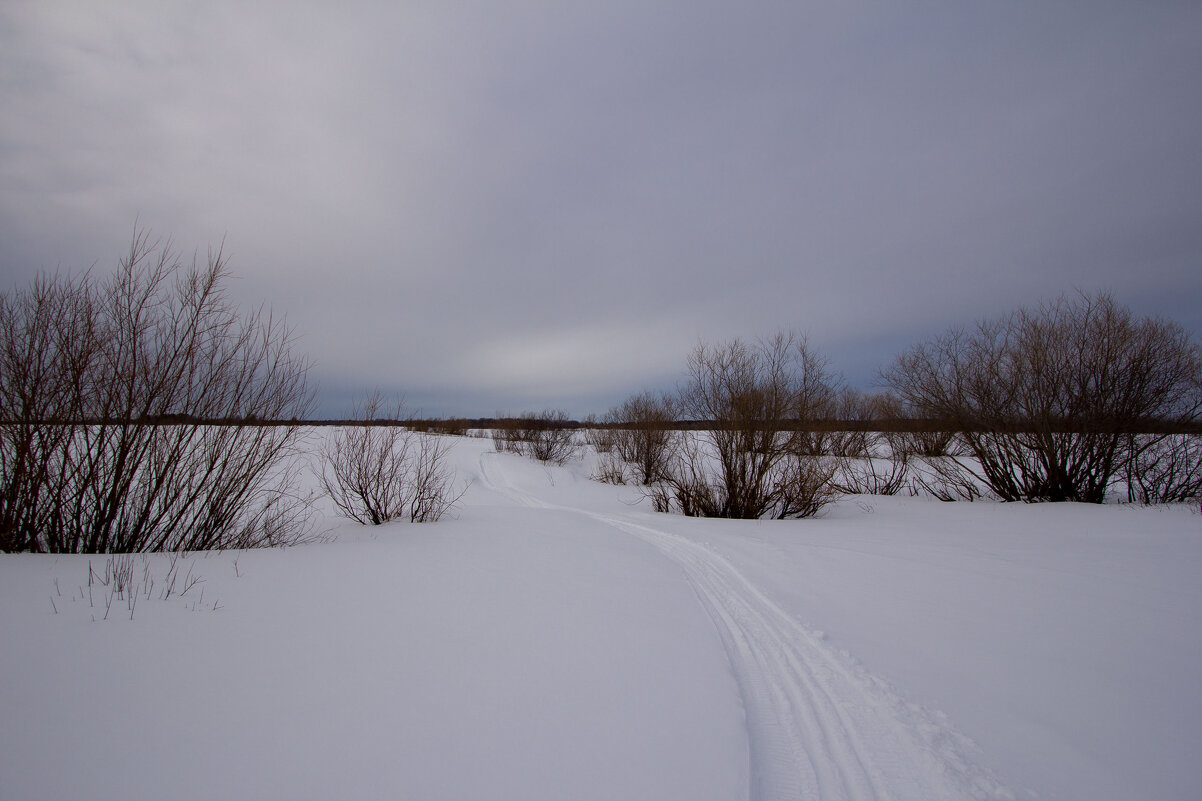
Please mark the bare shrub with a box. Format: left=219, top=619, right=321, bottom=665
left=0, top=273, right=86, bottom=552
left=424, top=419, right=469, bottom=437
left=318, top=393, right=463, bottom=525
left=834, top=451, right=909, bottom=496
left=884, top=292, right=1202, bottom=503
left=869, top=393, right=957, bottom=459
left=506, top=410, right=578, bottom=465
left=656, top=435, right=840, bottom=520
left=907, top=456, right=987, bottom=502
left=773, top=452, right=841, bottom=518
left=592, top=451, right=629, bottom=485
left=606, top=391, right=677, bottom=485
left=407, top=432, right=464, bottom=522
left=586, top=414, right=630, bottom=484
left=583, top=415, right=617, bottom=454
left=1124, top=434, right=1202, bottom=504
left=832, top=393, right=909, bottom=495
left=658, top=333, right=839, bottom=519
left=899, top=429, right=956, bottom=458
left=793, top=429, right=830, bottom=456
left=0, top=229, right=313, bottom=553
left=654, top=432, right=725, bottom=517
left=826, top=389, right=871, bottom=457
left=491, top=421, right=520, bottom=454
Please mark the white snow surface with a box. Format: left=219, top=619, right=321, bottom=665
left=2, top=436, right=1200, bottom=801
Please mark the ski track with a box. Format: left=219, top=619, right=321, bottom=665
left=478, top=453, right=1014, bottom=801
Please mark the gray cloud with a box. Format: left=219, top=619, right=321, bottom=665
left=3, top=2, right=1200, bottom=417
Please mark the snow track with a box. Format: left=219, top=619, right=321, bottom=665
left=589, top=512, right=1011, bottom=801
left=479, top=452, right=1012, bottom=801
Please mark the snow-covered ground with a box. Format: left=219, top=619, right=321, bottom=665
left=2, top=436, right=1199, bottom=800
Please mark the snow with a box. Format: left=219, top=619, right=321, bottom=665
left=2, top=435, right=1200, bottom=800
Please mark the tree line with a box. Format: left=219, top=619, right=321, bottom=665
left=3, top=231, right=1199, bottom=551
left=571, top=294, right=1200, bottom=515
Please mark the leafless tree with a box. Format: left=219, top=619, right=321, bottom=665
left=834, top=448, right=909, bottom=496
left=0, top=229, right=314, bottom=553
left=591, top=456, right=629, bottom=485
left=1123, top=434, right=1202, bottom=504
left=582, top=414, right=617, bottom=454
left=906, top=454, right=987, bottom=502
left=898, top=428, right=957, bottom=458
left=318, top=392, right=463, bottom=525
left=605, top=391, right=677, bottom=485
left=658, top=333, right=839, bottom=518
left=491, top=418, right=521, bottom=454
left=501, top=410, right=578, bottom=465
left=651, top=431, right=726, bottom=516
left=832, top=392, right=910, bottom=495
left=825, top=388, right=871, bottom=458
left=587, top=413, right=628, bottom=484
left=0, top=273, right=92, bottom=551
left=884, top=292, right=1202, bottom=503
left=407, top=431, right=464, bottom=522
left=773, top=451, right=841, bottom=518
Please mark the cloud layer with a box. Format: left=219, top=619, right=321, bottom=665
left=3, top=2, right=1200, bottom=416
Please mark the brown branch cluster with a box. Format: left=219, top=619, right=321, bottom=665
left=0, top=230, right=313, bottom=552
left=884, top=292, right=1202, bottom=503
left=318, top=393, right=464, bottom=525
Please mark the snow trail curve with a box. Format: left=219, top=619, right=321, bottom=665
left=477, top=452, right=1012, bottom=800
left=589, top=512, right=1012, bottom=801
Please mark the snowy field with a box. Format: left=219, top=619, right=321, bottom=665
left=2, top=435, right=1200, bottom=801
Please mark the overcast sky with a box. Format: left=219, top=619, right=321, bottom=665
left=2, top=2, right=1200, bottom=418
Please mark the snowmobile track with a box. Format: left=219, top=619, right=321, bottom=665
left=478, top=452, right=1011, bottom=801
left=588, top=511, right=1011, bottom=801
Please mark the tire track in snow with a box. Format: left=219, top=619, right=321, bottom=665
left=479, top=452, right=1012, bottom=801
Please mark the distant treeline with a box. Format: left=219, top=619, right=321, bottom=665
left=8, top=414, right=1195, bottom=435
